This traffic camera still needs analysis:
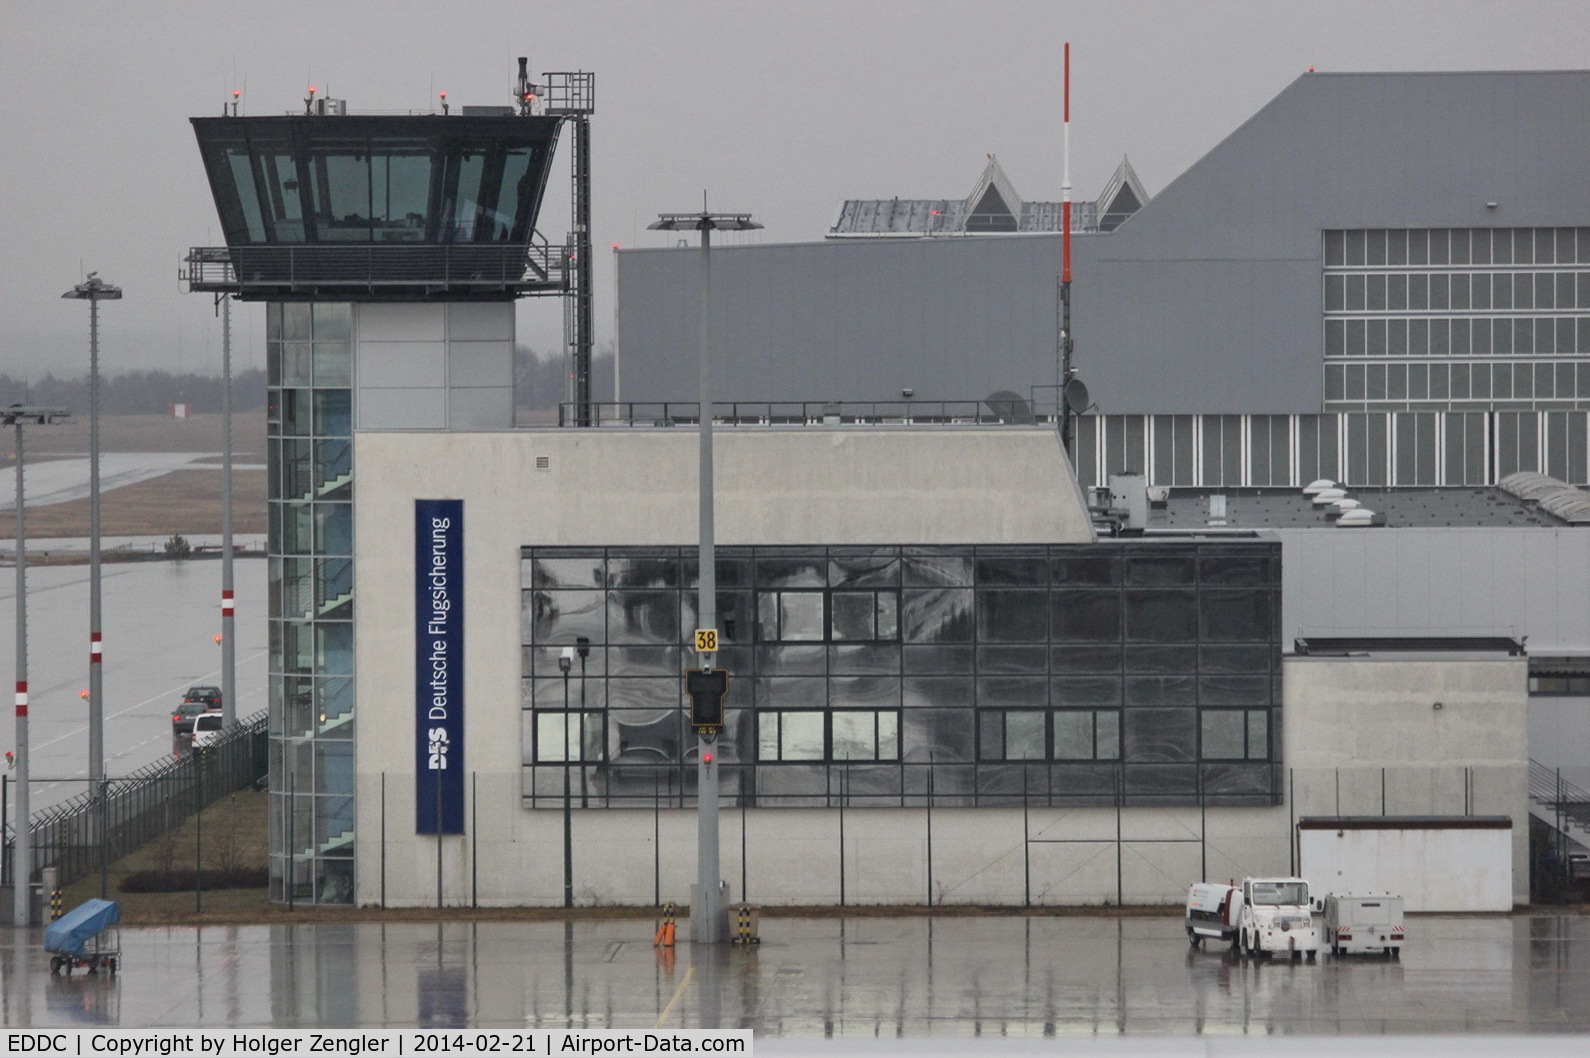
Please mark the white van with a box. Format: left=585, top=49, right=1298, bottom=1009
left=190, top=712, right=225, bottom=749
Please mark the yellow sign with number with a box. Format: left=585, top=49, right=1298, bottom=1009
left=694, top=629, right=719, bottom=653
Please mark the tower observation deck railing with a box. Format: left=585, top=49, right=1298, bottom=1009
left=183, top=238, right=571, bottom=299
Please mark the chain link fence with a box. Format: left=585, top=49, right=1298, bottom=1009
left=2, top=710, right=268, bottom=890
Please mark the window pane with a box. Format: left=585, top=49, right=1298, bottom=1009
left=780, top=593, right=824, bottom=641
left=1247, top=710, right=1269, bottom=759
left=757, top=714, right=780, bottom=760
left=876, top=594, right=898, bottom=640
left=1006, top=711, right=1046, bottom=760
left=1053, top=711, right=1094, bottom=759
left=831, top=593, right=874, bottom=641
left=877, top=712, right=899, bottom=761
left=225, top=147, right=267, bottom=241
left=537, top=713, right=571, bottom=762
left=310, top=147, right=373, bottom=242
left=314, top=342, right=352, bottom=387
left=832, top=711, right=876, bottom=760
left=1095, top=711, right=1120, bottom=760
left=368, top=147, right=432, bottom=239
left=783, top=712, right=825, bottom=759
left=1201, top=711, right=1244, bottom=759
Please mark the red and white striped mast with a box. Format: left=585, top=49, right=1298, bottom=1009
left=1060, top=41, right=1078, bottom=454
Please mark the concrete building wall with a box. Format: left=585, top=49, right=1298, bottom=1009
left=1282, top=655, right=1530, bottom=906
left=352, top=426, right=1093, bottom=906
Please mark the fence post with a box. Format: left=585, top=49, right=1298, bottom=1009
left=1022, top=767, right=1030, bottom=907
left=925, top=761, right=934, bottom=908
left=380, top=772, right=387, bottom=909
left=195, top=752, right=204, bottom=914
left=100, top=777, right=111, bottom=900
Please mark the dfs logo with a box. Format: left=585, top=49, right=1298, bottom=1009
left=428, top=727, right=451, bottom=770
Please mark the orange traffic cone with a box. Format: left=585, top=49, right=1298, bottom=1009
left=652, top=902, right=677, bottom=947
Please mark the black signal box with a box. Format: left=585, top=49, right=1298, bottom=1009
left=687, top=668, right=729, bottom=730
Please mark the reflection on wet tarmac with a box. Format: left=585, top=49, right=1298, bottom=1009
left=2, top=913, right=1589, bottom=1035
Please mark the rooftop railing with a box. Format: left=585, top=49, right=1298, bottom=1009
left=555, top=398, right=1062, bottom=428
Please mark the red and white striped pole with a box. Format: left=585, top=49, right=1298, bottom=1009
left=1062, top=40, right=1072, bottom=288
left=1060, top=42, right=1077, bottom=454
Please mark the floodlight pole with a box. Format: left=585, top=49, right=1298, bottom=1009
left=61, top=276, right=121, bottom=796
left=695, top=219, right=720, bottom=943
left=220, top=294, right=236, bottom=731
left=646, top=206, right=762, bottom=943
left=11, top=414, right=29, bottom=928
left=7, top=406, right=66, bottom=927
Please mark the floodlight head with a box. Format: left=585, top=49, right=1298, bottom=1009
left=61, top=275, right=122, bottom=301
left=648, top=211, right=762, bottom=233
left=558, top=646, right=574, bottom=673
left=576, top=636, right=590, bottom=659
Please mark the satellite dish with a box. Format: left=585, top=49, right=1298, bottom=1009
left=1063, top=377, right=1091, bottom=414
left=983, top=390, right=1034, bottom=425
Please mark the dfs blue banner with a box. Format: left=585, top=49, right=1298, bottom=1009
left=416, top=499, right=464, bottom=834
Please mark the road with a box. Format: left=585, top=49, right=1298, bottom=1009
left=0, top=559, right=268, bottom=809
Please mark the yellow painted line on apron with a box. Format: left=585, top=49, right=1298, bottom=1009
left=655, top=965, right=695, bottom=1029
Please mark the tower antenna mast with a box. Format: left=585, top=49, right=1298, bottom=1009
left=1060, top=41, right=1077, bottom=456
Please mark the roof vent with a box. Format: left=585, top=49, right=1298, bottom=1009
left=535, top=455, right=550, bottom=471
left=1336, top=508, right=1382, bottom=527
left=1302, top=479, right=1337, bottom=497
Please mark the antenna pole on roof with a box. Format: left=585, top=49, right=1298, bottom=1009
left=1059, top=41, right=1077, bottom=456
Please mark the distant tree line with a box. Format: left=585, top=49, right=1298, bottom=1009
left=0, top=369, right=267, bottom=415
left=515, top=345, right=616, bottom=411
left=0, top=346, right=616, bottom=416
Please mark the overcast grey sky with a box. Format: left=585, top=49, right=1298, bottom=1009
left=3, top=0, right=1586, bottom=380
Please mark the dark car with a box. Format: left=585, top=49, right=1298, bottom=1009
left=184, top=685, right=223, bottom=708
left=172, top=699, right=214, bottom=735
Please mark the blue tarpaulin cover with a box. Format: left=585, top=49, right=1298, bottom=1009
left=44, top=899, right=120, bottom=956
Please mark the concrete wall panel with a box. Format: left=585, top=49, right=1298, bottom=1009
left=360, top=304, right=447, bottom=343
left=357, top=388, right=447, bottom=430
left=447, top=302, right=514, bottom=342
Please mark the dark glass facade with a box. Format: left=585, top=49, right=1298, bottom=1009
left=521, top=541, right=1283, bottom=809
left=192, top=116, right=562, bottom=246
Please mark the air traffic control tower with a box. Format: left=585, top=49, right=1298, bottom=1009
left=184, top=64, right=594, bottom=904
